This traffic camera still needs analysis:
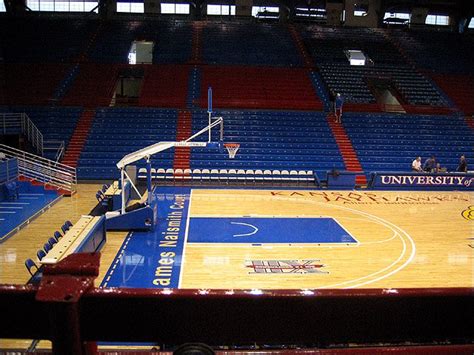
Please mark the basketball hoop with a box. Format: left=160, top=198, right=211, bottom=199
left=224, top=143, right=240, bottom=159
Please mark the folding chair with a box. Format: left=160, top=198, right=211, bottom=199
left=96, top=192, right=104, bottom=202
left=219, top=169, right=228, bottom=184
left=174, top=168, right=184, bottom=184
left=237, top=169, right=246, bottom=184
left=44, top=243, right=52, bottom=253
left=37, top=249, right=46, bottom=261
left=192, top=169, right=202, bottom=184
left=25, top=258, right=39, bottom=276
left=227, top=169, right=237, bottom=184
left=272, top=170, right=281, bottom=186
left=53, top=231, right=62, bottom=242
left=48, top=237, right=57, bottom=247
left=201, top=169, right=211, bottom=184
left=61, top=223, right=69, bottom=234
left=165, top=168, right=174, bottom=183
left=210, top=169, right=220, bottom=183
left=245, top=170, right=255, bottom=185
left=263, top=170, right=272, bottom=184
left=254, top=169, right=264, bottom=184
left=156, top=168, right=166, bottom=181
left=183, top=169, right=192, bottom=182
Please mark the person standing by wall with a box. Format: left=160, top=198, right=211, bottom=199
left=457, top=154, right=468, bottom=172
left=329, top=89, right=336, bottom=115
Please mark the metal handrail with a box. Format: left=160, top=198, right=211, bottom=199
left=0, top=144, right=77, bottom=194
left=44, top=140, right=66, bottom=162
left=0, top=113, right=44, bottom=155
left=21, top=114, right=44, bottom=156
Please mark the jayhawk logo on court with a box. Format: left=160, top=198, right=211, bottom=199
left=461, top=206, right=474, bottom=220
left=246, top=260, right=329, bottom=274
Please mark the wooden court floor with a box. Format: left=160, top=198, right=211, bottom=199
left=0, top=185, right=473, bottom=289
left=0, top=185, right=473, bottom=349
left=180, top=189, right=474, bottom=289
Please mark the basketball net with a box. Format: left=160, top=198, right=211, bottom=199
left=224, top=143, right=240, bottom=159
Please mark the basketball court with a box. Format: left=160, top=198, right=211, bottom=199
left=99, top=186, right=474, bottom=290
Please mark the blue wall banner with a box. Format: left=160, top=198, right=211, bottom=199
left=369, top=172, right=474, bottom=190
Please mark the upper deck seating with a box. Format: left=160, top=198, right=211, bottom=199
left=202, top=21, right=302, bottom=67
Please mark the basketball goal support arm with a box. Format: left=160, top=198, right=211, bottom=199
left=115, top=117, right=223, bottom=215
left=116, top=117, right=223, bottom=170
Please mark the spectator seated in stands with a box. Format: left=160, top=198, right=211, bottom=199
left=411, top=156, right=422, bottom=172
left=434, top=163, right=447, bottom=173
left=423, top=155, right=436, bottom=172
left=0, top=152, right=6, bottom=161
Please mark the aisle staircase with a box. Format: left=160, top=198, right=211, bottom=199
left=173, top=110, right=192, bottom=170
left=61, top=109, right=95, bottom=167
left=288, top=24, right=313, bottom=67
left=190, top=22, right=203, bottom=64
left=327, top=113, right=367, bottom=186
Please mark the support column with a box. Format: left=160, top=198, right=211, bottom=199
left=279, top=5, right=290, bottom=23
left=144, top=0, right=160, bottom=14
left=410, top=7, right=429, bottom=26
left=326, top=2, right=343, bottom=26
left=4, top=0, right=27, bottom=13
left=344, top=0, right=382, bottom=28
left=235, top=0, right=252, bottom=17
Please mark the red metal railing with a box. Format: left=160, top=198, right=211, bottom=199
left=1, top=253, right=473, bottom=354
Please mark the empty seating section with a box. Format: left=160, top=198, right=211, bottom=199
left=343, top=113, right=474, bottom=172
left=299, top=25, right=447, bottom=107
left=139, top=65, right=190, bottom=107
left=200, top=66, right=323, bottom=110
left=89, top=21, right=137, bottom=63
left=388, top=30, right=474, bottom=115
left=78, top=108, right=178, bottom=179
left=430, top=74, right=474, bottom=115
left=61, top=63, right=119, bottom=107
left=8, top=107, right=82, bottom=159
left=151, top=21, right=192, bottom=64
left=88, top=20, right=192, bottom=63
left=202, top=22, right=302, bottom=67
left=190, top=110, right=345, bottom=176
left=389, top=30, right=474, bottom=75
left=3, top=64, right=69, bottom=105
left=0, top=18, right=94, bottom=63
